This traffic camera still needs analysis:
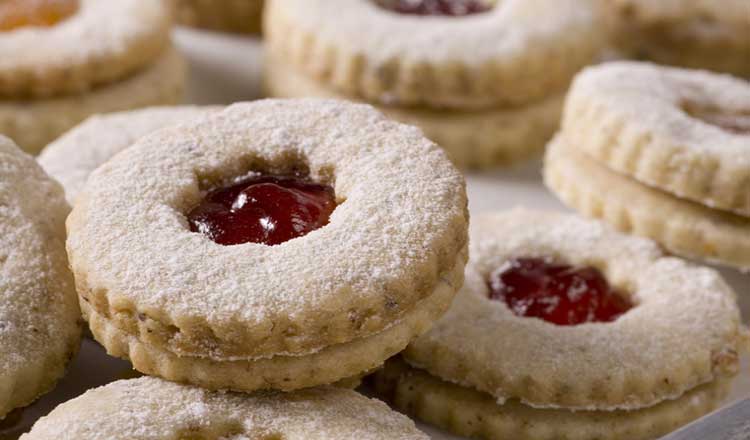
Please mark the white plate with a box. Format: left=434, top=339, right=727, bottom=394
left=2, top=29, right=747, bottom=440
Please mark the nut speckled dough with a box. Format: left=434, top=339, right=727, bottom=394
left=0, top=47, right=187, bottom=154
left=544, top=137, right=750, bottom=272
left=0, top=0, right=172, bottom=98
left=608, top=0, right=750, bottom=76
left=0, top=136, right=81, bottom=419
left=372, top=357, right=730, bottom=440
left=264, top=55, right=564, bottom=169
left=404, top=210, right=745, bottom=411
left=66, top=99, right=469, bottom=391
left=563, top=62, right=750, bottom=217
left=175, top=0, right=264, bottom=34
left=39, top=106, right=220, bottom=204
left=20, top=377, right=429, bottom=440
left=265, top=0, right=602, bottom=110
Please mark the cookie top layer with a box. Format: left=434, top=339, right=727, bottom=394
left=20, top=377, right=429, bottom=439
left=265, top=0, right=603, bottom=109
left=39, top=106, right=220, bottom=204
left=0, top=0, right=171, bottom=98
left=405, top=209, right=745, bottom=411
left=66, top=98, right=468, bottom=361
left=563, top=61, right=750, bottom=217
left=0, top=136, right=81, bottom=418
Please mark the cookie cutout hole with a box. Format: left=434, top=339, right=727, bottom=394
left=486, top=257, right=633, bottom=326
left=683, top=102, right=750, bottom=135
left=0, top=0, right=79, bottom=31
left=373, top=0, right=496, bottom=16
left=189, top=156, right=338, bottom=247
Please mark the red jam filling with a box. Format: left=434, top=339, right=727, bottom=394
left=374, top=0, right=492, bottom=16
left=487, top=257, right=632, bottom=326
left=187, top=174, right=336, bottom=246
left=0, top=0, right=79, bottom=31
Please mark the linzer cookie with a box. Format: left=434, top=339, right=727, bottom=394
left=546, top=61, right=750, bottom=270
left=20, top=377, right=429, bottom=439
left=175, top=0, right=264, bottom=34
left=263, top=0, right=603, bottom=168
left=0, top=0, right=185, bottom=153
left=372, top=210, right=746, bottom=440
left=608, top=0, right=750, bottom=76
left=0, top=136, right=82, bottom=420
left=66, top=99, right=469, bottom=392
left=38, top=106, right=220, bottom=204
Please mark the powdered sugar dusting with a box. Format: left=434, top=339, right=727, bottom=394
left=20, top=377, right=429, bottom=439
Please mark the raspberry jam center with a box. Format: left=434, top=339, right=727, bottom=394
left=187, top=174, right=336, bottom=246
left=487, top=257, right=632, bottom=326
left=374, top=0, right=493, bottom=16
left=0, top=0, right=79, bottom=31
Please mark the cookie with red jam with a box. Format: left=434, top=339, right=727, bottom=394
left=372, top=209, right=746, bottom=440
left=66, top=99, right=469, bottom=392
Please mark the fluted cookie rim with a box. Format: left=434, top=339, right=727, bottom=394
left=1, top=46, right=187, bottom=155
left=264, top=0, right=602, bottom=110
left=372, top=357, right=730, bottom=440
left=404, top=209, right=745, bottom=411
left=563, top=61, right=750, bottom=217
left=0, top=0, right=172, bottom=99
left=263, top=54, right=564, bottom=169
left=39, top=106, right=222, bottom=205
left=66, top=98, right=469, bottom=361
left=19, top=377, right=429, bottom=440
left=0, top=137, right=82, bottom=419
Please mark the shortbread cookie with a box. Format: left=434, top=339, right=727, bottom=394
left=21, top=377, right=429, bottom=439
left=264, top=55, right=563, bottom=168
left=402, top=209, right=744, bottom=411
left=0, top=47, right=186, bottom=154
left=0, top=0, right=172, bottom=98
left=175, top=0, right=264, bottom=34
left=0, top=136, right=81, bottom=419
left=66, top=99, right=469, bottom=391
left=609, top=0, right=750, bottom=76
left=373, top=357, right=730, bottom=440
left=563, top=62, right=750, bottom=217
left=264, top=0, right=602, bottom=109
left=39, top=106, right=220, bottom=204
left=544, top=136, right=750, bottom=271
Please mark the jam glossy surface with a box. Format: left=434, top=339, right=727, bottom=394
left=374, top=0, right=493, bottom=16
left=488, top=257, right=632, bottom=326
left=188, top=174, right=336, bottom=246
left=0, top=0, right=79, bottom=31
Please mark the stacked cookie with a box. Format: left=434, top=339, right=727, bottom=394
left=545, top=62, right=750, bottom=272
left=263, top=0, right=604, bottom=168
left=0, top=0, right=186, bottom=154
left=175, top=0, right=264, bottom=34
left=605, top=0, right=750, bottom=76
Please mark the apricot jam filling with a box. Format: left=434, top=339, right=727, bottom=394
left=0, top=0, right=79, bottom=31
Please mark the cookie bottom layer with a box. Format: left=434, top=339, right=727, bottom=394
left=263, top=56, right=563, bottom=169
left=544, top=137, right=750, bottom=271
left=175, top=0, right=264, bottom=34
left=372, top=358, right=730, bottom=440
left=81, top=247, right=466, bottom=392
left=0, top=47, right=186, bottom=155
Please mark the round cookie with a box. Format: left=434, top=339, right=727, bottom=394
left=403, top=209, right=745, bottom=411
left=563, top=61, right=750, bottom=217
left=66, top=99, right=469, bottom=391
left=264, top=54, right=563, bottom=169
left=39, top=106, right=220, bottom=204
left=0, top=136, right=81, bottom=419
left=20, top=377, right=429, bottom=439
left=264, top=0, right=602, bottom=109
left=544, top=136, right=750, bottom=272
left=175, top=0, right=264, bottom=34
left=0, top=47, right=187, bottom=154
left=0, top=0, right=172, bottom=99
